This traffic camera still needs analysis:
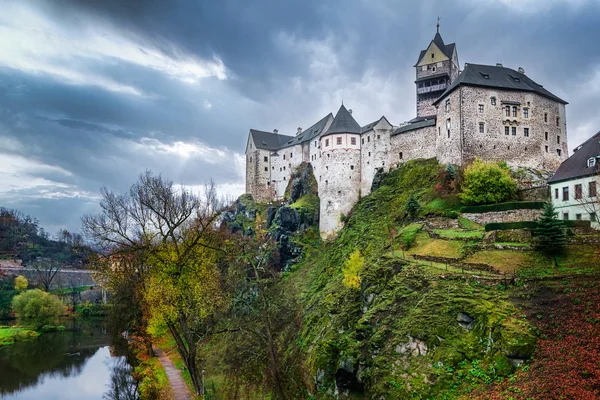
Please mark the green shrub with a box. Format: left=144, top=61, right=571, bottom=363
left=11, top=289, right=65, bottom=329
left=442, top=210, right=459, bottom=219
left=14, top=275, right=28, bottom=291
left=461, top=201, right=545, bottom=213
left=460, top=159, right=517, bottom=205
left=485, top=221, right=538, bottom=231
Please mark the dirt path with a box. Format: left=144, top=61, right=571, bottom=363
left=153, top=347, right=192, bottom=400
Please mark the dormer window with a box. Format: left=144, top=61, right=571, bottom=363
left=589, top=157, right=597, bottom=168
left=479, top=72, right=490, bottom=79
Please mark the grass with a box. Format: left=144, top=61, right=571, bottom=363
left=433, top=228, right=484, bottom=239
left=493, top=242, right=531, bottom=248
left=517, top=245, right=600, bottom=278
left=421, top=196, right=460, bottom=215
left=0, top=326, right=40, bottom=346
left=458, top=216, right=484, bottom=231
left=407, top=232, right=465, bottom=258
left=464, top=250, right=534, bottom=274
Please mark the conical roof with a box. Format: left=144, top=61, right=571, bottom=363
left=323, top=104, right=361, bottom=135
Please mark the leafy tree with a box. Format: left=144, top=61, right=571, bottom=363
left=12, top=289, right=65, bottom=328
left=14, top=275, right=28, bottom=291
left=83, top=171, right=225, bottom=396
left=533, top=202, right=568, bottom=265
left=342, top=250, right=364, bottom=289
left=404, top=193, right=421, bottom=221
left=459, top=158, right=517, bottom=205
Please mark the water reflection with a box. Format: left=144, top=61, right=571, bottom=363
left=0, top=319, right=138, bottom=400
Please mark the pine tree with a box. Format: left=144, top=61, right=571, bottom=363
left=533, top=202, right=568, bottom=265
left=404, top=193, right=421, bottom=221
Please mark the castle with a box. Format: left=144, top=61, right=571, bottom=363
left=245, top=27, right=569, bottom=238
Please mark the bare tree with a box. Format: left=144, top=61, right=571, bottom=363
left=27, top=257, right=62, bottom=291
left=82, top=171, right=224, bottom=396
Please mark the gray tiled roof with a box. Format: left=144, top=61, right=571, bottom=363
left=433, top=63, right=568, bottom=105
left=323, top=105, right=361, bottom=135
left=415, top=32, right=456, bottom=66
left=548, top=131, right=600, bottom=183
left=360, top=116, right=391, bottom=133
left=392, top=118, right=436, bottom=136
left=249, top=129, right=294, bottom=151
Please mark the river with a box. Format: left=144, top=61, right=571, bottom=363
left=0, top=319, right=139, bottom=400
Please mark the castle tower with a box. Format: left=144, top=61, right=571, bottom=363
left=415, top=21, right=459, bottom=118
left=318, top=105, right=362, bottom=238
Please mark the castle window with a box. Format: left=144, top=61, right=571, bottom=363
left=544, top=113, right=548, bottom=123
left=325, top=139, right=329, bottom=147
left=545, top=146, right=548, bottom=153
left=315, top=141, right=317, bottom=147
left=362, top=138, right=364, bottom=145
left=290, top=153, right=293, bottom=158
left=590, top=181, right=597, bottom=197
left=478, top=104, right=484, bottom=113
left=267, top=181, right=270, bottom=186
left=505, top=126, right=509, bottom=135
left=512, top=106, right=517, bottom=117
left=523, top=108, right=529, bottom=118
left=445, top=99, right=450, bottom=112
left=368, top=136, right=370, bottom=142
left=512, top=127, right=516, bottom=136
left=368, top=152, right=371, bottom=157
left=377, top=135, right=380, bottom=140
left=491, top=97, right=496, bottom=106
left=283, top=166, right=286, bottom=170
left=438, top=127, right=441, bottom=136
left=479, top=122, right=485, bottom=133
left=505, top=106, right=510, bottom=116
left=432, top=67, right=436, bottom=72
left=524, top=128, right=529, bottom=137
left=431, top=53, right=434, bottom=59
left=272, top=166, right=274, bottom=170
left=326, top=166, right=328, bottom=170
left=557, top=149, right=562, bottom=156
left=283, top=177, right=286, bottom=181
left=557, top=135, right=560, bottom=144
left=350, top=165, right=354, bottom=170
left=264, top=167, right=268, bottom=172
left=545, top=131, right=548, bottom=141
left=264, top=156, right=268, bottom=162
left=588, top=158, right=597, bottom=168
left=337, top=137, right=342, bottom=145
left=283, top=154, right=285, bottom=160
left=249, top=157, right=252, bottom=162
left=351, top=137, right=357, bottom=145
left=399, top=152, right=403, bottom=159
left=575, top=184, right=582, bottom=200
left=325, top=180, right=328, bottom=185
left=556, top=117, right=560, bottom=127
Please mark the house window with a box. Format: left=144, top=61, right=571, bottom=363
left=478, top=104, right=484, bottom=113
left=512, top=106, right=517, bottom=117
left=264, top=156, right=268, bottom=162
left=554, top=188, right=559, bottom=199
left=351, top=137, right=356, bottom=145
left=524, top=128, right=529, bottom=137
left=575, top=184, right=582, bottom=199
left=491, top=97, right=496, bottom=106
left=588, top=158, right=597, bottom=168
left=523, top=108, right=529, bottom=118
left=479, top=122, right=485, bottom=133
left=576, top=214, right=582, bottom=220
left=545, top=132, right=548, bottom=141
left=512, top=127, right=517, bottom=136
left=544, top=113, right=548, bottom=123
left=590, top=181, right=597, bottom=197
left=557, top=149, right=562, bottom=156
left=557, top=136, right=560, bottom=144
left=325, top=139, right=329, bottom=146
left=505, top=106, right=510, bottom=117
left=591, top=212, right=597, bottom=222
left=562, top=186, right=569, bottom=201
left=399, top=152, right=403, bottom=159
left=336, top=137, right=342, bottom=145
left=563, top=212, right=569, bottom=220
left=445, top=99, right=451, bottom=112
left=505, top=126, right=509, bottom=135
left=556, top=117, right=560, bottom=127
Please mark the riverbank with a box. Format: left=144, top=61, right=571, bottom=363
left=0, top=326, right=40, bottom=346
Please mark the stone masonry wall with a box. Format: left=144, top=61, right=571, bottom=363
left=360, top=124, right=392, bottom=197
left=390, top=125, right=437, bottom=167
left=462, top=209, right=543, bottom=225
left=435, top=89, right=463, bottom=165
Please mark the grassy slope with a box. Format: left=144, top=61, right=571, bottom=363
left=294, top=159, right=536, bottom=399
left=0, top=327, right=40, bottom=346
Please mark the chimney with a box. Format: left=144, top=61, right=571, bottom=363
left=297, top=127, right=302, bottom=136
left=518, top=67, right=525, bottom=74
left=273, top=129, right=278, bottom=134
left=348, top=109, right=353, bottom=115
left=496, top=63, right=503, bottom=67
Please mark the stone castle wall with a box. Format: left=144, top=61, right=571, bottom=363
left=360, top=126, right=392, bottom=196
left=390, top=125, right=437, bottom=167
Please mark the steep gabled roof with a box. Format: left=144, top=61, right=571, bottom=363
left=249, top=129, right=294, bottom=151
left=415, top=31, right=456, bottom=66
left=548, top=131, right=600, bottom=184
left=361, top=116, right=392, bottom=133
left=433, top=63, right=568, bottom=105
left=323, top=105, right=361, bottom=136
left=392, top=118, right=436, bottom=136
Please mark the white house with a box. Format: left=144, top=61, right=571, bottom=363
left=548, top=131, right=600, bottom=229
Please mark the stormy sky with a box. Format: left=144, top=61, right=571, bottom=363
left=1, top=0, right=599, bottom=233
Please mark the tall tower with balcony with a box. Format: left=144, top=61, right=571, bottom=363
left=415, top=22, right=460, bottom=118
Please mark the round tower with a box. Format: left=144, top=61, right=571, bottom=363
left=318, top=105, right=362, bottom=238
